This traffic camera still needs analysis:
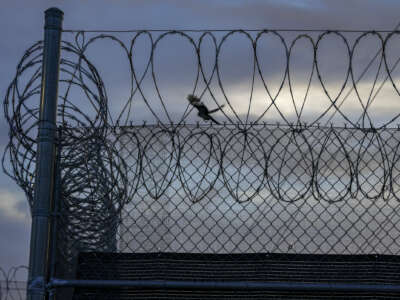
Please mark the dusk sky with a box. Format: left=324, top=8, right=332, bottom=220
left=2, top=0, right=400, bottom=280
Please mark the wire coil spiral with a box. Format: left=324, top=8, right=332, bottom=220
left=4, top=30, right=400, bottom=258
left=0, top=266, right=27, bottom=300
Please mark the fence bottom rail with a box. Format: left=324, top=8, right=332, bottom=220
left=47, top=279, right=400, bottom=293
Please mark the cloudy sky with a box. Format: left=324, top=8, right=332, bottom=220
left=2, top=0, right=400, bottom=280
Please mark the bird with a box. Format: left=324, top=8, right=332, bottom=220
left=187, top=94, right=224, bottom=124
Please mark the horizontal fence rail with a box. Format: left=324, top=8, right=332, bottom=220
left=48, top=278, right=400, bottom=293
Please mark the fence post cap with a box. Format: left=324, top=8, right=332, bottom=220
left=44, top=7, right=63, bottom=30
left=45, top=7, right=64, bottom=16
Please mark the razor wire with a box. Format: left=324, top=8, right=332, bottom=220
left=0, top=266, right=27, bottom=300
left=4, top=30, right=400, bottom=261
left=55, top=124, right=400, bottom=255
left=4, top=29, right=400, bottom=207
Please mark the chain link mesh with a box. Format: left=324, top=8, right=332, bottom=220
left=53, top=124, right=400, bottom=277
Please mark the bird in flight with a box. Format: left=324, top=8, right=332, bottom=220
left=187, top=94, right=225, bottom=124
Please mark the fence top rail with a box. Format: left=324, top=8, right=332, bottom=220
left=62, top=28, right=400, bottom=33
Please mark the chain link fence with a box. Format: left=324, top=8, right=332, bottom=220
left=52, top=124, right=400, bottom=278
left=5, top=25, right=400, bottom=298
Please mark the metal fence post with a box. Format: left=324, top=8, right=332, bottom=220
left=27, top=7, right=63, bottom=300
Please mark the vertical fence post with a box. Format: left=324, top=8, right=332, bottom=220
left=27, top=7, right=63, bottom=300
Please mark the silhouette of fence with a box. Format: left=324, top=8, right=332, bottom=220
left=56, top=124, right=400, bottom=262
left=5, top=11, right=400, bottom=298
left=0, top=266, right=27, bottom=300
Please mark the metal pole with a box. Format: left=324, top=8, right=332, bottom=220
left=48, top=278, right=400, bottom=293
left=27, top=7, right=63, bottom=300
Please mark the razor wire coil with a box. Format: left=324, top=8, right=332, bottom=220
left=4, top=30, right=400, bottom=260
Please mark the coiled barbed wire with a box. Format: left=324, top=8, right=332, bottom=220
left=0, top=266, right=27, bottom=300
left=68, top=124, right=399, bottom=204
left=3, top=39, right=109, bottom=207
left=4, top=29, right=400, bottom=206
left=4, top=29, right=400, bottom=257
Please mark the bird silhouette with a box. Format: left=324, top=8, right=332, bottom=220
left=187, top=94, right=224, bottom=124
